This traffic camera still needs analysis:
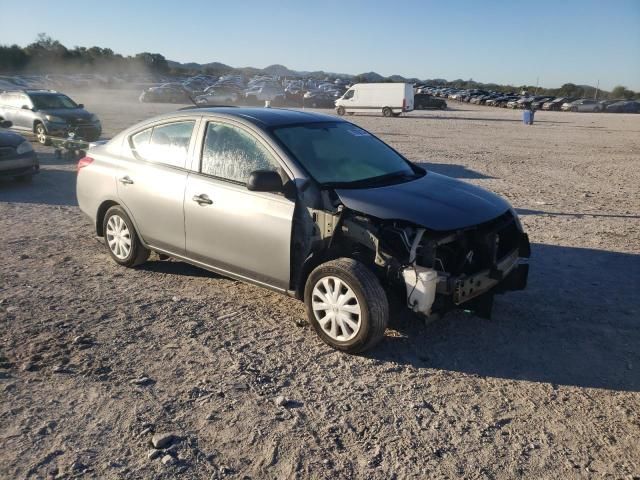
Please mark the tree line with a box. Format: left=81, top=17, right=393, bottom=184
left=0, top=34, right=169, bottom=75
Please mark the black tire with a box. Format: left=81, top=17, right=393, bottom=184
left=35, top=122, right=51, bottom=146
left=102, top=206, right=149, bottom=268
left=336, top=106, right=345, bottom=116
left=382, top=107, right=393, bottom=117
left=304, top=258, right=388, bottom=354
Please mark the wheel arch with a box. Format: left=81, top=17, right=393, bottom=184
left=294, top=235, right=379, bottom=300
left=33, top=119, right=44, bottom=132
left=95, top=200, right=120, bottom=237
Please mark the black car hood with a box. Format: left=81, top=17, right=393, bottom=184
left=41, top=108, right=93, bottom=121
left=334, top=171, right=511, bottom=231
left=0, top=130, right=26, bottom=147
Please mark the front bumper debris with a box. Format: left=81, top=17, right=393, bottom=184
left=436, top=233, right=531, bottom=305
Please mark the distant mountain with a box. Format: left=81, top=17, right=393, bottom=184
left=167, top=60, right=419, bottom=84
left=262, top=64, right=296, bottom=76
left=356, top=71, right=385, bottom=82
left=167, top=60, right=234, bottom=73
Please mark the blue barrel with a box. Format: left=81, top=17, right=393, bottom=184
left=523, top=110, right=534, bottom=125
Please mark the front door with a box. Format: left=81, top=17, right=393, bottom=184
left=184, top=120, right=295, bottom=290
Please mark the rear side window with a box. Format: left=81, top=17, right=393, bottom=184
left=130, top=121, right=195, bottom=169
left=200, top=122, right=279, bottom=184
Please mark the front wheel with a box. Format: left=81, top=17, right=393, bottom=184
left=304, top=258, right=388, bottom=353
left=35, top=123, right=51, bottom=145
left=103, top=206, right=149, bottom=267
left=336, top=106, right=345, bottom=116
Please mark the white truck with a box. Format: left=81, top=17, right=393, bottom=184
left=335, top=83, right=414, bottom=117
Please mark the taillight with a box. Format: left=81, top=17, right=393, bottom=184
left=77, top=156, right=94, bottom=172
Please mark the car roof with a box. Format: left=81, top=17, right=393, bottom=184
left=173, top=107, right=342, bottom=127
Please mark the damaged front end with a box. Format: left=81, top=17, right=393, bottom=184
left=310, top=206, right=530, bottom=320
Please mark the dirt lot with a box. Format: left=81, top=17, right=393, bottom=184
left=1, top=90, right=639, bottom=479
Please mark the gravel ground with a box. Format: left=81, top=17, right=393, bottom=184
left=1, top=90, right=639, bottom=479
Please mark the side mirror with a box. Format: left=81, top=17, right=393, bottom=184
left=78, top=103, right=84, bottom=108
left=247, top=170, right=283, bottom=192
left=0, top=119, right=12, bottom=128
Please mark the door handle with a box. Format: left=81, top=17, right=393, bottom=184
left=192, top=194, right=213, bottom=206
left=119, top=176, right=134, bottom=185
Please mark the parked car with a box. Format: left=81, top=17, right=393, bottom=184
left=244, top=85, right=285, bottom=104
left=414, top=93, right=446, bottom=110
left=506, top=98, right=522, bottom=109
left=0, top=89, right=102, bottom=144
left=76, top=108, right=531, bottom=353
left=598, top=99, right=622, bottom=111
left=531, top=97, right=554, bottom=110
left=302, top=91, right=337, bottom=108
left=139, top=84, right=191, bottom=104
left=562, top=99, right=604, bottom=112
left=542, top=97, right=574, bottom=111
left=194, top=87, right=239, bottom=106
left=0, top=120, right=39, bottom=181
left=335, top=83, right=414, bottom=117
left=605, top=100, right=640, bottom=113
left=489, top=96, right=518, bottom=107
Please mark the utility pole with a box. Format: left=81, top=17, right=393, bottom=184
left=594, top=80, right=599, bottom=100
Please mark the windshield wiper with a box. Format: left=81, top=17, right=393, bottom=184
left=322, top=171, right=419, bottom=189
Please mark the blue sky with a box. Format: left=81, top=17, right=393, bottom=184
left=1, top=0, right=639, bottom=90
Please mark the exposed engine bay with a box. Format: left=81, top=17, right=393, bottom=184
left=300, top=203, right=530, bottom=320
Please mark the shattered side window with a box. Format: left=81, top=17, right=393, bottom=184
left=201, top=122, right=279, bottom=184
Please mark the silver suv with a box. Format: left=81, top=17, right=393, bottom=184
left=0, top=89, right=101, bottom=144
left=76, top=107, right=530, bottom=353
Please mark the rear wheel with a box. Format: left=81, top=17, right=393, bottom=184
left=35, top=123, right=50, bottom=146
left=382, top=107, right=393, bottom=117
left=103, top=206, right=149, bottom=267
left=304, top=258, right=388, bottom=353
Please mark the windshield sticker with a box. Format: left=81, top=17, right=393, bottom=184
left=347, top=128, right=371, bottom=137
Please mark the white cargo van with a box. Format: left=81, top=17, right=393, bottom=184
left=335, top=83, right=414, bottom=117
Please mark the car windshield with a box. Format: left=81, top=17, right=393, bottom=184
left=30, top=93, right=78, bottom=110
left=271, top=122, right=419, bottom=187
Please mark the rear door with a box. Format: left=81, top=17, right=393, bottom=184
left=0, top=93, right=21, bottom=129
left=116, top=118, right=198, bottom=254
left=404, top=84, right=414, bottom=111
left=14, top=94, right=34, bottom=129
left=184, top=119, right=295, bottom=289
